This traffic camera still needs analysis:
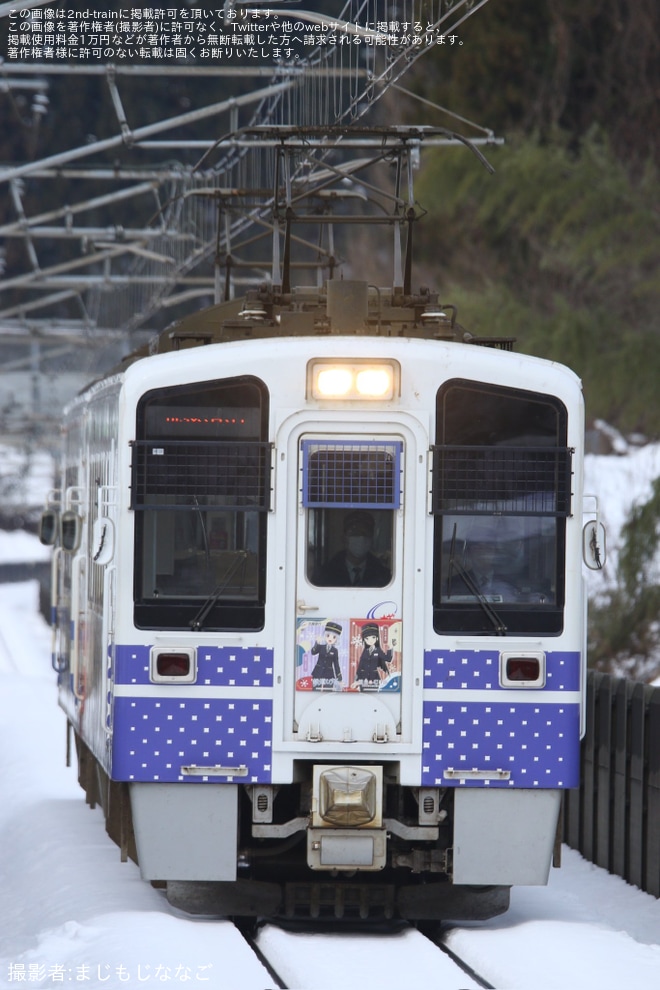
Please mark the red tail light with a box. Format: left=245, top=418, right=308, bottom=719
left=500, top=652, right=545, bottom=688
left=507, top=657, right=540, bottom=681
left=150, top=647, right=197, bottom=683
left=156, top=652, right=191, bottom=677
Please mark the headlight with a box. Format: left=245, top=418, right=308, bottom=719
left=308, top=360, right=399, bottom=401
left=313, top=765, right=383, bottom=827
left=355, top=368, right=392, bottom=397
left=316, top=367, right=353, bottom=397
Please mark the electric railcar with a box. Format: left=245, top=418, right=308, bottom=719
left=42, top=279, right=603, bottom=922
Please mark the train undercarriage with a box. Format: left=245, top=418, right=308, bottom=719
left=73, top=731, right=511, bottom=922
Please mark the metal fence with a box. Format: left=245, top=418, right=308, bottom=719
left=564, top=671, right=660, bottom=897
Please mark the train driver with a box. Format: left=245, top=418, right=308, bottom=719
left=313, top=510, right=391, bottom=587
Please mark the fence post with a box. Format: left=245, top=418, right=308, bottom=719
left=612, top=677, right=632, bottom=881
left=595, top=674, right=614, bottom=871
left=628, top=682, right=647, bottom=890
left=645, top=687, right=660, bottom=897
left=581, top=672, right=600, bottom=863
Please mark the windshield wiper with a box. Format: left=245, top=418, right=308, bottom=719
left=189, top=550, right=249, bottom=631
left=447, top=526, right=507, bottom=636
left=192, top=496, right=211, bottom=572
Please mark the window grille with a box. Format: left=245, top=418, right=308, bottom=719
left=431, top=445, right=573, bottom=517
left=130, top=440, right=271, bottom=511
left=302, top=440, right=402, bottom=509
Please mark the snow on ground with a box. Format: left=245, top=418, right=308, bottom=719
left=0, top=575, right=659, bottom=990
left=446, top=853, right=660, bottom=990
left=0, top=528, right=50, bottom=564
left=0, top=581, right=274, bottom=990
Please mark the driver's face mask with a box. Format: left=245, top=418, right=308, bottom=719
left=347, top=535, right=371, bottom=559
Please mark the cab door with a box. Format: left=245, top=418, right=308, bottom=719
left=291, top=433, right=405, bottom=744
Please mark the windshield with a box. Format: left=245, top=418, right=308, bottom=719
left=433, top=380, right=569, bottom=635
left=132, top=376, right=268, bottom=631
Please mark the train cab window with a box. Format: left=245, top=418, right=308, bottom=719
left=432, top=381, right=571, bottom=635
left=131, top=376, right=269, bottom=631
left=301, top=439, right=399, bottom=588
left=308, top=508, right=393, bottom=587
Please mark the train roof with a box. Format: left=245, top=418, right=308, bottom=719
left=69, top=280, right=582, bottom=412
left=117, top=281, right=517, bottom=370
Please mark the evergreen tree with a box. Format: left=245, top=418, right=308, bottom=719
left=589, top=479, right=660, bottom=682
left=413, top=132, right=660, bottom=435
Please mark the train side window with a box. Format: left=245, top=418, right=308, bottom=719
left=131, top=376, right=269, bottom=631
left=432, top=381, right=570, bottom=636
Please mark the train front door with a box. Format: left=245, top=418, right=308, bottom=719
left=291, top=433, right=404, bottom=744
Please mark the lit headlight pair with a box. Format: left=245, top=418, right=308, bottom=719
left=309, top=360, right=399, bottom=401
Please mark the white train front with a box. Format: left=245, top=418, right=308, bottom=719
left=43, top=281, right=596, bottom=922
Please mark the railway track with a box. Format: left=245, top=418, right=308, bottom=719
left=434, top=930, right=496, bottom=989
left=240, top=920, right=496, bottom=990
